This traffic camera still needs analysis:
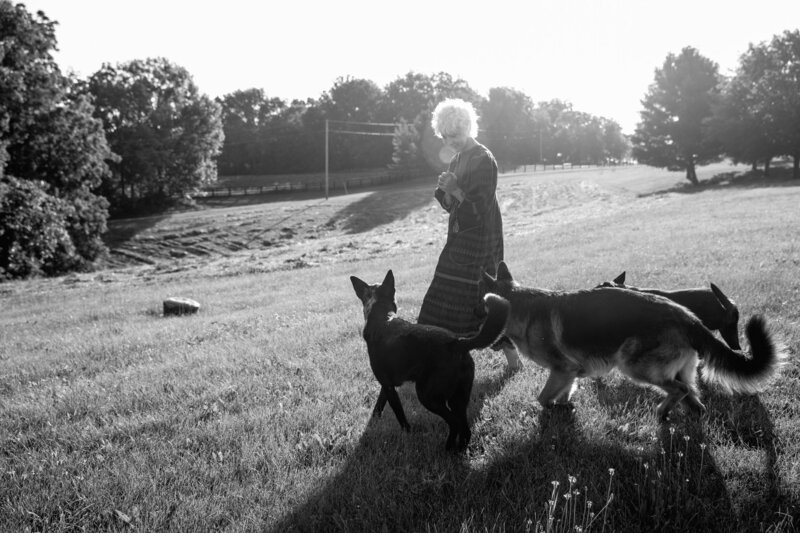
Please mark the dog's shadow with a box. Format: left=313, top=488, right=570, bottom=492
left=267, top=366, right=516, bottom=532
left=592, top=376, right=794, bottom=528
left=268, top=366, right=747, bottom=532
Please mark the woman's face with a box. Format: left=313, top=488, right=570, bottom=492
left=442, top=130, right=470, bottom=152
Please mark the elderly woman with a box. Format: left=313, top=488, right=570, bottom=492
left=417, top=98, right=521, bottom=370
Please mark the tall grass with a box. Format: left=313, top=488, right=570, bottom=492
left=1, top=165, right=798, bottom=532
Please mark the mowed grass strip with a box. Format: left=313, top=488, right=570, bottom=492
left=1, top=164, right=798, bottom=532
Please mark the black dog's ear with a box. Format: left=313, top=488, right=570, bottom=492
left=379, top=270, right=395, bottom=297
left=496, top=261, right=512, bottom=281
left=613, top=271, right=626, bottom=284
left=350, top=276, right=369, bottom=299
left=481, top=269, right=496, bottom=286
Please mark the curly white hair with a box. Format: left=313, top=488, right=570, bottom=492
left=431, top=98, right=479, bottom=139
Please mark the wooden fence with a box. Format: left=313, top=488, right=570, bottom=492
left=194, top=163, right=628, bottom=199
left=193, top=171, right=422, bottom=198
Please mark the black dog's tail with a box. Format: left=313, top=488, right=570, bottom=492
left=699, top=315, right=787, bottom=393
left=457, top=293, right=509, bottom=351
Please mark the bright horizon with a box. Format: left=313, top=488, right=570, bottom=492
left=19, top=0, right=800, bottom=134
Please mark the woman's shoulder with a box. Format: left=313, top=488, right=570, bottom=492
left=467, top=142, right=497, bottom=165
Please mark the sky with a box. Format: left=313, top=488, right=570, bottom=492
left=19, top=0, right=800, bottom=134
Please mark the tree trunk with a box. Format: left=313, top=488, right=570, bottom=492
left=765, top=158, right=772, bottom=177
left=685, top=162, right=699, bottom=185
left=751, top=160, right=758, bottom=171
left=794, top=154, right=799, bottom=179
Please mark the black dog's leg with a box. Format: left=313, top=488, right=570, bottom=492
left=419, top=399, right=457, bottom=449
left=448, top=358, right=475, bottom=451
left=372, top=388, right=388, bottom=418
left=382, top=386, right=411, bottom=431
left=416, top=383, right=460, bottom=450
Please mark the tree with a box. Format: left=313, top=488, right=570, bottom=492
left=88, top=57, right=224, bottom=212
left=382, top=72, right=436, bottom=123
left=318, top=76, right=390, bottom=170
left=632, top=47, right=722, bottom=184
left=481, top=87, right=536, bottom=168
left=737, top=30, right=800, bottom=178
left=388, top=120, right=422, bottom=176
left=601, top=119, right=630, bottom=163
left=1, top=1, right=112, bottom=278
left=0, top=176, right=74, bottom=278
left=710, top=74, right=776, bottom=172
left=217, top=88, right=270, bottom=175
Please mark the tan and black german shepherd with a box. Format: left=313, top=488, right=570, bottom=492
left=482, top=262, right=785, bottom=421
left=599, top=271, right=742, bottom=350
left=350, top=270, right=509, bottom=451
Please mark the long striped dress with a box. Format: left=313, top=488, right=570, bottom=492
left=417, top=142, right=504, bottom=335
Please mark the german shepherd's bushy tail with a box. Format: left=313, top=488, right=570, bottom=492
left=698, top=315, right=786, bottom=393
left=456, top=293, right=509, bottom=351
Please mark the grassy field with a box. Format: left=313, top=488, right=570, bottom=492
left=1, top=163, right=799, bottom=532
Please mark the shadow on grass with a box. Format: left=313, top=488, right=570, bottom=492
left=195, top=188, right=336, bottom=208
left=702, top=387, right=796, bottom=521
left=103, top=215, right=169, bottom=248
left=268, top=367, right=513, bottom=533
left=268, top=366, right=792, bottom=532
left=327, top=186, right=434, bottom=234
left=640, top=166, right=800, bottom=198
left=594, top=377, right=797, bottom=531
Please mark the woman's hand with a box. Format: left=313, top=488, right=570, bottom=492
left=437, top=172, right=459, bottom=194
left=437, top=172, right=464, bottom=203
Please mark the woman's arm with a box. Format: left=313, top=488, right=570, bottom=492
left=457, top=153, right=497, bottom=224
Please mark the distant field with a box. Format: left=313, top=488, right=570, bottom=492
left=1, top=162, right=798, bottom=532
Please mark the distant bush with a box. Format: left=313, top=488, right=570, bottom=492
left=0, top=3, right=113, bottom=280
left=0, top=177, right=79, bottom=279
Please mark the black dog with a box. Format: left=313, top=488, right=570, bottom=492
left=350, top=270, right=509, bottom=451
left=599, top=271, right=742, bottom=350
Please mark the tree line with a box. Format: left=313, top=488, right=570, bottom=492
left=216, top=76, right=631, bottom=178
left=1, top=0, right=799, bottom=279
left=633, top=32, right=800, bottom=184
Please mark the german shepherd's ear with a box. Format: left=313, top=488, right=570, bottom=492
left=379, top=270, right=395, bottom=297
left=481, top=269, right=496, bottom=286
left=613, top=271, right=626, bottom=284
left=350, top=275, right=369, bottom=300
left=496, top=261, right=513, bottom=282
left=710, top=282, right=735, bottom=310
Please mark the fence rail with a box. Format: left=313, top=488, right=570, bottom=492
left=193, top=171, right=423, bottom=198
left=193, top=163, right=629, bottom=199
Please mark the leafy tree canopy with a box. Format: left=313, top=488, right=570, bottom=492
left=632, top=47, right=722, bottom=184
left=1, top=1, right=112, bottom=279
left=88, top=57, right=224, bottom=213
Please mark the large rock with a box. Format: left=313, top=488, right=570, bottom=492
left=163, top=297, right=201, bottom=316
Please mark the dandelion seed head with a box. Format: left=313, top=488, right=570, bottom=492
left=700, top=443, right=707, bottom=451
left=568, top=475, right=577, bottom=484
left=608, top=468, right=615, bottom=477
left=551, top=480, right=559, bottom=487
left=669, top=426, right=675, bottom=435
left=683, top=435, right=690, bottom=442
